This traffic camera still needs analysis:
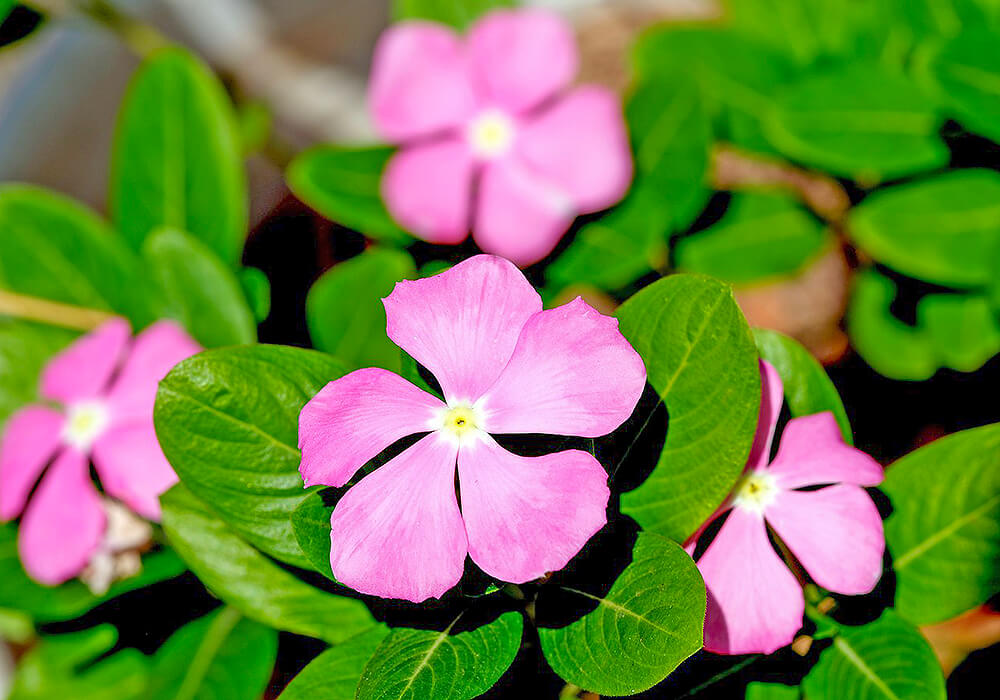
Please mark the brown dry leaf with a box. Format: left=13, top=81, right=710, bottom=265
left=921, top=606, right=1000, bottom=676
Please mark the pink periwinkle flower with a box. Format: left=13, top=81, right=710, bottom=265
left=687, top=361, right=885, bottom=655
left=370, top=9, right=633, bottom=266
left=0, top=319, right=200, bottom=586
left=298, top=255, right=646, bottom=602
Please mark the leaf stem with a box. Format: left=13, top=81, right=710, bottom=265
left=0, top=290, right=115, bottom=331
left=23, top=0, right=171, bottom=58
left=173, top=606, right=243, bottom=700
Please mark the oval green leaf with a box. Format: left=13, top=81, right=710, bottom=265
left=926, top=26, right=1000, bottom=143
left=280, top=627, right=389, bottom=700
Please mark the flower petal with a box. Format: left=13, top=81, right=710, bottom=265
left=328, top=434, right=466, bottom=602
left=516, top=86, right=632, bottom=213
left=697, top=508, right=805, bottom=655
left=748, top=360, right=783, bottom=468
left=768, top=413, right=883, bottom=488
left=383, top=255, right=542, bottom=403
left=369, top=22, right=478, bottom=141
left=767, top=485, right=884, bottom=596
left=41, top=319, right=130, bottom=404
left=466, top=8, right=577, bottom=114
left=92, top=421, right=177, bottom=521
left=473, top=157, right=574, bottom=266
left=0, top=406, right=64, bottom=520
left=298, top=368, right=445, bottom=488
left=458, top=435, right=608, bottom=583
left=480, top=297, right=646, bottom=437
left=18, top=449, right=105, bottom=585
left=381, top=139, right=475, bottom=244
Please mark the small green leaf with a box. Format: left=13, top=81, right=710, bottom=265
left=746, top=682, right=800, bottom=699
left=160, top=484, right=376, bottom=644
left=537, top=533, right=706, bottom=696
left=616, top=274, right=761, bottom=539
left=802, top=611, right=946, bottom=700
left=356, top=612, right=522, bottom=700
left=0, top=320, right=77, bottom=428
left=917, top=292, right=1000, bottom=372
left=239, top=266, right=271, bottom=322
left=279, top=627, right=389, bottom=700
left=1, top=1, right=14, bottom=24
left=291, top=490, right=336, bottom=580
left=287, top=146, right=411, bottom=244
left=926, top=26, right=1000, bottom=143
left=111, top=47, right=247, bottom=264
left=307, top=248, right=415, bottom=371
left=883, top=423, right=1000, bottom=624
left=392, top=0, right=514, bottom=29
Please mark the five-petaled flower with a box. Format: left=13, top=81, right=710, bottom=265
left=370, top=8, right=633, bottom=266
left=298, top=255, right=646, bottom=602
left=687, top=360, right=885, bottom=655
left=0, top=319, right=200, bottom=587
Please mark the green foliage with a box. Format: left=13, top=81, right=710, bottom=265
left=291, top=490, right=336, bottom=579
left=239, top=267, right=271, bottom=322
left=111, top=48, right=247, bottom=265
left=746, top=682, right=799, bottom=699
left=802, top=611, right=946, bottom=700
left=0, top=320, right=76, bottom=428
left=537, top=533, right=706, bottom=696
left=925, top=26, right=1000, bottom=143
left=392, top=0, right=515, bottom=29
left=356, top=612, right=522, bottom=700
left=616, top=275, right=760, bottom=539
left=883, top=423, right=1000, bottom=624
left=0, top=1, right=13, bottom=24
left=917, top=292, right=1000, bottom=372
left=280, top=627, right=390, bottom=700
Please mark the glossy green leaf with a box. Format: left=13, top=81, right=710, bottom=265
left=675, top=193, right=829, bottom=284
left=0, top=320, right=76, bottom=428
left=291, top=490, right=336, bottom=579
left=0, top=1, right=14, bottom=24
left=287, top=146, right=411, bottom=244
left=802, top=611, right=945, bottom=700
left=280, top=627, right=389, bottom=700
left=392, top=0, right=514, bottom=28
left=161, top=484, right=376, bottom=644
left=883, top=423, right=1000, bottom=624
left=111, top=48, right=247, bottom=264
left=926, top=26, right=1000, bottom=142
left=307, top=248, right=414, bottom=371
left=917, top=292, right=1000, bottom=372
left=148, top=607, right=277, bottom=700
left=746, top=682, right=800, bottom=699
left=754, top=328, right=851, bottom=442
left=155, top=345, right=347, bottom=568
left=616, top=275, right=760, bottom=539
left=356, top=612, right=522, bottom=700
left=143, top=228, right=256, bottom=348
left=849, top=170, right=1000, bottom=288
left=537, top=533, right=706, bottom=696
left=239, top=266, right=271, bottom=322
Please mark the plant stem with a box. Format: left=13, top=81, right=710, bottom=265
left=0, top=290, right=115, bottom=331
left=23, top=0, right=171, bottom=57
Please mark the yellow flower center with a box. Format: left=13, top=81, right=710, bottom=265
left=732, top=470, right=779, bottom=514
left=62, top=400, right=109, bottom=450
left=467, top=110, right=515, bottom=158
left=435, top=404, right=486, bottom=446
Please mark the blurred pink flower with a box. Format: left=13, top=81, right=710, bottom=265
left=369, top=9, right=633, bottom=266
left=0, top=319, right=200, bottom=585
left=298, top=255, right=645, bottom=602
left=688, top=361, right=885, bottom=655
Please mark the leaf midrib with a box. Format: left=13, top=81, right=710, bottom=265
left=893, top=493, right=1000, bottom=569
left=171, top=606, right=242, bottom=700
left=833, top=635, right=902, bottom=700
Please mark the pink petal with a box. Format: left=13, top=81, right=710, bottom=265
left=92, top=421, right=177, bottom=521
left=516, top=86, right=632, bottom=213
left=368, top=23, right=478, bottom=141
left=458, top=435, right=608, bottom=583
left=105, top=321, right=201, bottom=423
left=697, top=508, right=805, bottom=655
left=473, top=157, right=575, bottom=266
left=18, top=449, right=105, bottom=585
left=383, top=255, right=542, bottom=403
left=466, top=8, right=578, bottom=114
left=766, top=485, right=884, bottom=596
left=0, top=407, right=64, bottom=520
left=480, top=297, right=646, bottom=437
left=41, top=319, right=130, bottom=404
left=298, top=368, right=445, bottom=488
left=328, top=434, right=466, bottom=602
left=748, top=360, right=783, bottom=468
left=768, top=413, right=883, bottom=489
left=381, top=139, right=475, bottom=244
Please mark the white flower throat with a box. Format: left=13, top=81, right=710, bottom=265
left=434, top=403, right=487, bottom=447
left=467, top=109, right=515, bottom=159
left=732, top=470, right=779, bottom=515
left=62, top=400, right=110, bottom=451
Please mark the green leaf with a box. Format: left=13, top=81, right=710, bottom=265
left=674, top=193, right=830, bottom=284
left=306, top=248, right=415, bottom=371
left=160, top=484, right=376, bottom=644
left=754, top=328, right=851, bottom=443
left=616, top=275, right=761, bottom=539
left=143, top=228, right=256, bottom=348
left=291, top=490, right=336, bottom=579
left=148, top=607, right=277, bottom=700
left=764, top=64, right=946, bottom=182
left=155, top=345, right=347, bottom=568
left=239, top=266, right=271, bottom=322
left=0, top=320, right=77, bottom=428
left=537, top=533, right=706, bottom=696
left=1, top=1, right=14, bottom=24
left=287, top=146, right=411, bottom=244
left=883, top=423, right=1000, bottom=624
left=111, top=47, right=247, bottom=264
left=392, top=0, right=514, bottom=29
left=849, top=170, right=1000, bottom=288
left=279, top=627, right=389, bottom=700
left=802, top=611, right=946, bottom=700
left=356, top=612, right=522, bottom=700
left=925, top=26, right=1000, bottom=142
left=747, top=682, right=800, bottom=699
left=917, top=292, right=1000, bottom=372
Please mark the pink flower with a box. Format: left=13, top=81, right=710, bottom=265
left=687, top=361, right=885, bottom=655
left=0, top=319, right=201, bottom=585
left=370, top=9, right=633, bottom=266
left=298, top=255, right=646, bottom=602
